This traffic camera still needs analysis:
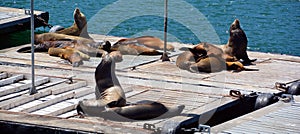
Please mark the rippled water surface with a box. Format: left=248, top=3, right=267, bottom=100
left=1, top=0, right=299, bottom=56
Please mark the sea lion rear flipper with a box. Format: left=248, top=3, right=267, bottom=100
left=76, top=99, right=107, bottom=117
left=17, top=45, right=49, bottom=53
left=17, top=46, right=32, bottom=53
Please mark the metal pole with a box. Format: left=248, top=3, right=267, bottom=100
left=161, top=0, right=170, bottom=61
left=29, top=0, right=36, bottom=95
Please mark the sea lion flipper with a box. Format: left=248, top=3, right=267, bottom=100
left=17, top=46, right=32, bottom=53
left=77, top=99, right=107, bottom=117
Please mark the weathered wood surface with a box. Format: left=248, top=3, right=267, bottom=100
left=0, top=34, right=299, bottom=133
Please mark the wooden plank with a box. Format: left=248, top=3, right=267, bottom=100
left=0, top=77, right=50, bottom=97
left=0, top=77, right=69, bottom=102
left=30, top=87, right=94, bottom=115
left=0, top=74, right=24, bottom=87
left=18, top=86, right=91, bottom=113
left=0, top=80, right=86, bottom=110
left=51, top=81, right=87, bottom=95
left=45, top=102, right=76, bottom=116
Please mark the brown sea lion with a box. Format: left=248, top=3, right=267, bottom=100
left=114, top=36, right=175, bottom=52
left=189, top=55, right=226, bottom=73
left=34, top=33, right=95, bottom=45
left=51, top=8, right=91, bottom=39
left=177, top=43, right=256, bottom=73
left=48, top=47, right=89, bottom=67
left=77, top=54, right=184, bottom=121
left=177, top=43, right=226, bottom=73
left=176, top=51, right=200, bottom=71
left=223, top=19, right=256, bottom=64
left=111, top=42, right=163, bottom=55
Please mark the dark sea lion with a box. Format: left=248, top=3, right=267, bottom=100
left=50, top=8, right=91, bottom=39
left=90, top=100, right=185, bottom=121
left=77, top=54, right=184, bottom=121
left=114, top=36, right=175, bottom=52
left=223, top=19, right=256, bottom=64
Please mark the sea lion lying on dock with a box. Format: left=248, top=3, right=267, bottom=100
left=49, top=8, right=91, bottom=39
left=34, top=33, right=95, bottom=45
left=111, top=36, right=175, bottom=55
left=111, top=40, right=163, bottom=55
left=17, top=33, right=111, bottom=66
left=177, top=43, right=254, bottom=73
left=77, top=54, right=185, bottom=121
left=48, top=47, right=90, bottom=67
left=223, top=19, right=256, bottom=64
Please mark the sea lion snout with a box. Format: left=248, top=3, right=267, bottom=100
left=231, top=19, right=240, bottom=29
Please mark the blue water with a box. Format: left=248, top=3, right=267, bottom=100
left=1, top=0, right=299, bottom=56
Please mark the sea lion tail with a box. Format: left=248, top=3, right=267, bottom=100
left=17, top=45, right=48, bottom=53
left=17, top=46, right=32, bottom=53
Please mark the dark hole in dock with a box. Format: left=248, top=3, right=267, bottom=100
left=175, top=93, right=280, bottom=134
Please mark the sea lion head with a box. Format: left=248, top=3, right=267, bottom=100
left=230, top=19, right=241, bottom=31
left=73, top=8, right=87, bottom=30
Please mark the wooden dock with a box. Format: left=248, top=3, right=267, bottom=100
left=0, top=6, right=49, bottom=34
left=0, top=34, right=299, bottom=133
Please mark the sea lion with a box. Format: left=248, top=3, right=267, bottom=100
left=48, top=47, right=89, bottom=67
left=223, top=19, right=256, bottom=64
left=189, top=55, right=226, bottom=73
left=177, top=43, right=226, bottom=73
left=114, top=36, right=175, bottom=52
left=34, top=33, right=95, bottom=45
left=50, top=8, right=91, bottom=39
left=111, top=42, right=163, bottom=55
left=77, top=54, right=184, bottom=121
left=176, top=43, right=256, bottom=73
left=176, top=51, right=200, bottom=71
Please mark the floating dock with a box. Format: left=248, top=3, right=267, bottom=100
left=0, top=34, right=299, bottom=133
left=0, top=7, right=49, bottom=35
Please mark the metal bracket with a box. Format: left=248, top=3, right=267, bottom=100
left=143, top=123, right=162, bottom=133
left=181, top=124, right=211, bottom=133
left=280, top=94, right=294, bottom=103
left=24, top=9, right=31, bottom=15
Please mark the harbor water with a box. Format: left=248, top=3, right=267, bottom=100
left=1, top=0, right=299, bottom=56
